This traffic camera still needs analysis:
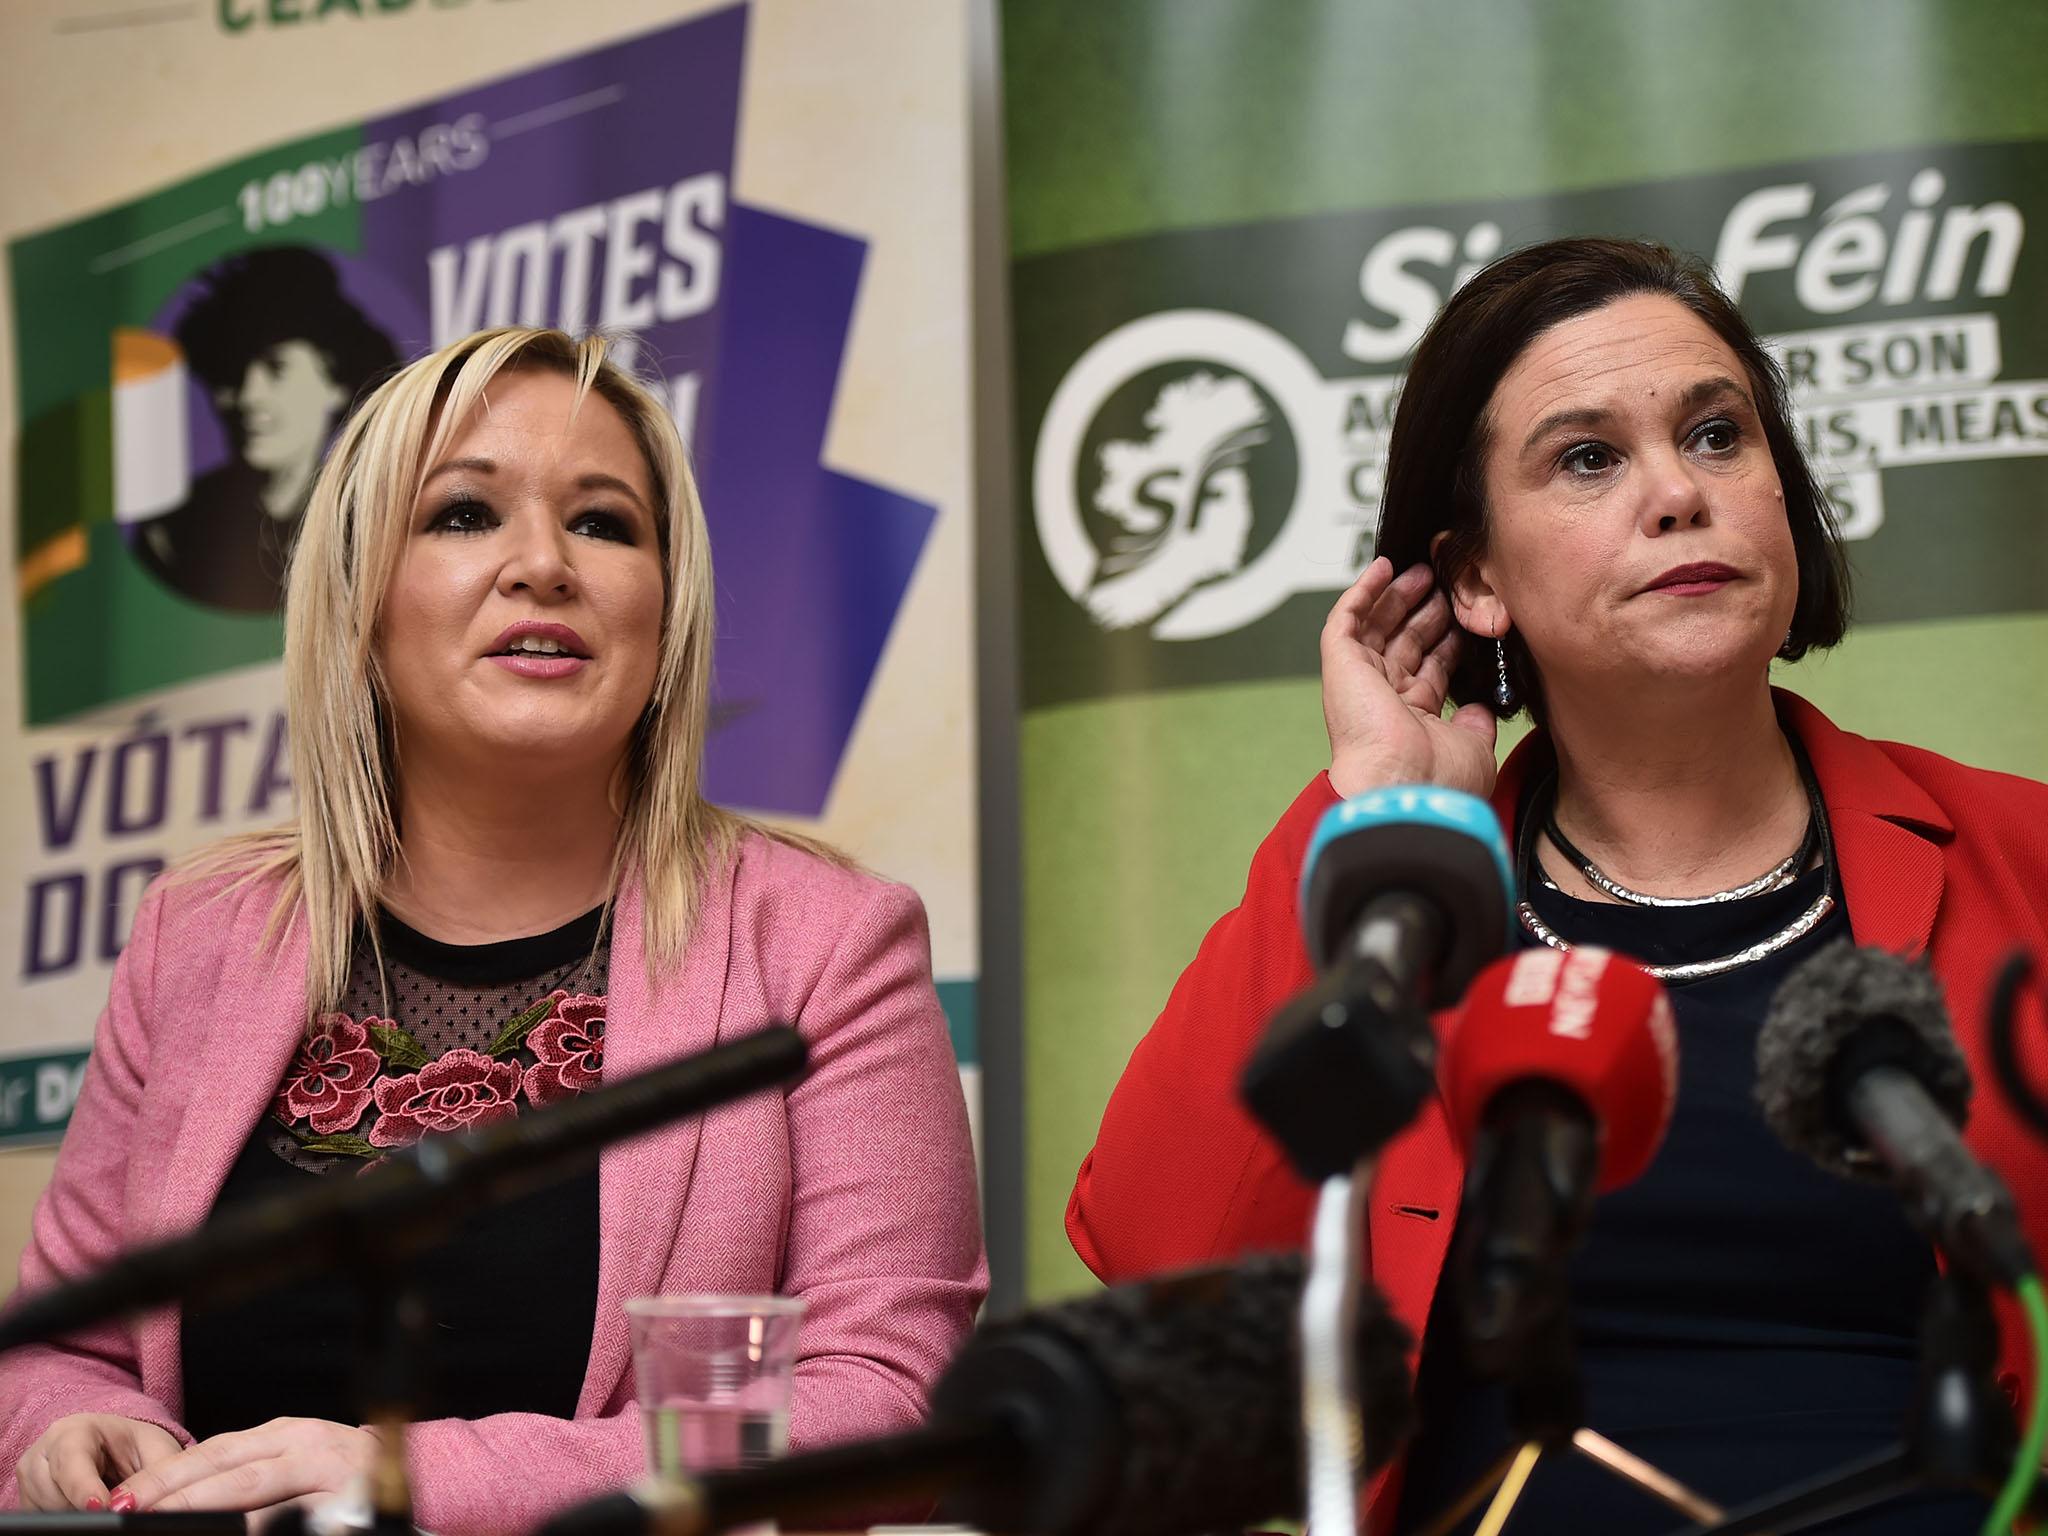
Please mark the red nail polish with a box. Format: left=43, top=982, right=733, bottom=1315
left=84, top=1497, right=105, bottom=1511
left=108, top=1490, right=137, bottom=1513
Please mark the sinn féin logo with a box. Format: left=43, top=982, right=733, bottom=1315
left=1035, top=311, right=1345, bottom=641
left=1082, top=369, right=1284, bottom=629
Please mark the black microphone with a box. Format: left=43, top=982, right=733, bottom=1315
left=0, top=1025, right=808, bottom=1352
left=1757, top=943, right=2035, bottom=1286
left=1987, top=948, right=2048, bottom=1140
left=1442, top=949, right=1678, bottom=1385
left=1243, top=786, right=1514, bottom=1180
left=534, top=1256, right=1416, bottom=1536
left=1295, top=786, right=1515, bottom=1003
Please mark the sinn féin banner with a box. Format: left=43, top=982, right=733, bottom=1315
left=1004, top=0, right=2048, bottom=1300
left=1017, top=139, right=2047, bottom=709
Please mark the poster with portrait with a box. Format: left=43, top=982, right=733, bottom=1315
left=0, top=0, right=980, bottom=1200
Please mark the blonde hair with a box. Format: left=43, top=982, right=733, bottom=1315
left=189, top=327, right=829, bottom=1016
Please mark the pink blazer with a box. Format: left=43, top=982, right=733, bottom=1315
left=0, top=833, right=989, bottom=1534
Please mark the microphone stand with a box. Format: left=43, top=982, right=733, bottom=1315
left=1409, top=1313, right=1725, bottom=1536
left=1414, top=1246, right=1723, bottom=1536
left=1655, top=1271, right=2045, bottom=1536
left=1301, top=1164, right=1373, bottom=1536
left=1246, top=790, right=1515, bottom=1533
left=258, top=1254, right=429, bottom=1536
left=1247, top=906, right=1452, bottom=1534
left=351, top=1248, right=433, bottom=1536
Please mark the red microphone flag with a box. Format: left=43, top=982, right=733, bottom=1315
left=1442, top=947, right=1678, bottom=1193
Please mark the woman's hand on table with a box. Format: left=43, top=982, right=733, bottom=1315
left=17, top=1412, right=184, bottom=1511
left=108, top=1416, right=379, bottom=1521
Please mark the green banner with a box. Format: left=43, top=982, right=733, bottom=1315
left=1017, top=139, right=2048, bottom=709
left=0, top=1051, right=90, bottom=1148
left=1005, top=0, right=2048, bottom=1301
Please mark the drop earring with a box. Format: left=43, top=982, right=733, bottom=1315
left=1494, top=628, right=1515, bottom=712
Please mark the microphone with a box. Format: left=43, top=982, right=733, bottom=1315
left=534, top=1256, right=1416, bottom=1536
left=1236, top=787, right=1509, bottom=1536
left=0, top=1025, right=808, bottom=1352
left=1298, top=784, right=1516, bottom=1000
left=1987, top=948, right=2048, bottom=1140
left=1441, top=947, right=1677, bottom=1381
left=1757, top=942, right=2035, bottom=1286
left=1242, top=785, right=1514, bottom=1180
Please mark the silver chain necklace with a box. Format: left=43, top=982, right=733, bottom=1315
left=1539, top=804, right=1818, bottom=908
left=1513, top=751, right=1836, bottom=984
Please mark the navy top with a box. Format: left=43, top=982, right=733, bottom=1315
left=180, top=908, right=604, bottom=1439
left=1392, top=864, right=1987, bottom=1534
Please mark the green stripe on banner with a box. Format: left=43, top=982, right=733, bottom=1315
left=935, top=979, right=979, bottom=1068
left=0, top=1050, right=90, bottom=1148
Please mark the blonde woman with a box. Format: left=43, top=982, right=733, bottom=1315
left=2, top=329, right=986, bottom=1532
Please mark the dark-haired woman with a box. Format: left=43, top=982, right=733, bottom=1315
left=1067, top=238, right=2048, bottom=1532
left=134, top=246, right=397, bottom=612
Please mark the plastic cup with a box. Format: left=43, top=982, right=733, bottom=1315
left=626, top=1295, right=805, bottom=1481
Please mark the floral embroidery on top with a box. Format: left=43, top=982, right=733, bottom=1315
left=273, top=1014, right=382, bottom=1135
left=271, top=990, right=606, bottom=1160
left=524, top=994, right=606, bottom=1107
left=370, top=1050, right=523, bottom=1146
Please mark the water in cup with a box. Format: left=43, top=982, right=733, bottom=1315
left=626, top=1294, right=805, bottom=1483
left=642, top=1393, right=790, bottom=1481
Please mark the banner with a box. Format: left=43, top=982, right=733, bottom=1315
left=1005, top=0, right=2048, bottom=1299
left=1020, top=140, right=2047, bottom=707
left=0, top=0, right=978, bottom=1190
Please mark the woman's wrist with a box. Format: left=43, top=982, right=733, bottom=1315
left=1329, top=752, right=1426, bottom=799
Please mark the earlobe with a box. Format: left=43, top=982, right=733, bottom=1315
left=1428, top=530, right=1506, bottom=637
left=1446, top=564, right=1507, bottom=640
left=1451, top=593, right=1504, bottom=639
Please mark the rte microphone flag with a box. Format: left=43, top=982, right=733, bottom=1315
left=1243, top=784, right=1513, bottom=1182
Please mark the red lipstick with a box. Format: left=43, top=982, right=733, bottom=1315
left=1641, top=562, right=1738, bottom=596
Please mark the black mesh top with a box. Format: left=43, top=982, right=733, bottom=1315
left=257, top=905, right=610, bottom=1169
left=179, top=906, right=608, bottom=1439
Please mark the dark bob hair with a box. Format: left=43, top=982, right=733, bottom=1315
left=1373, top=236, right=1852, bottom=721
left=175, top=246, right=396, bottom=405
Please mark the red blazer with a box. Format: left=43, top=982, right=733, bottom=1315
left=1067, top=691, right=2048, bottom=1525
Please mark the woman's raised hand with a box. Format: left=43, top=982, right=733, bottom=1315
left=1321, top=556, right=1500, bottom=800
